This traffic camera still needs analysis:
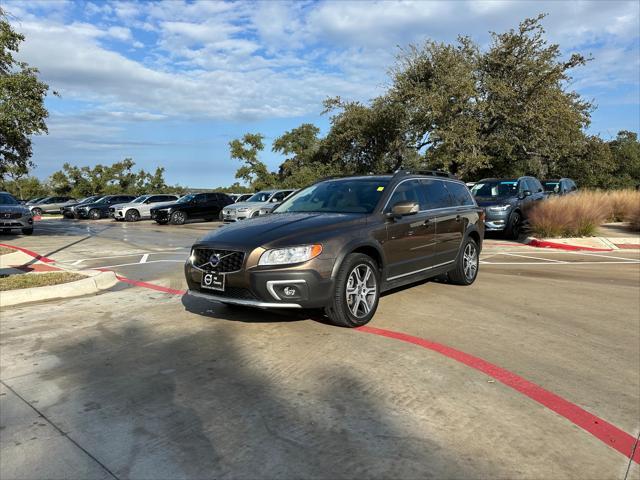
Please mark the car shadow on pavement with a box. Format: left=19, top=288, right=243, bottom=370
left=38, top=320, right=483, bottom=478
left=181, top=293, right=323, bottom=325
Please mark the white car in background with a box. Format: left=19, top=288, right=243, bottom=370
left=110, top=194, right=180, bottom=222
left=221, top=189, right=294, bottom=222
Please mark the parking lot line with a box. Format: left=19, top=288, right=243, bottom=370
left=499, top=252, right=569, bottom=263
left=481, top=260, right=640, bottom=265
left=98, top=259, right=184, bottom=268
left=139, top=254, right=149, bottom=263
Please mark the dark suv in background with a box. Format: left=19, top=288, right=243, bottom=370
left=470, top=176, right=545, bottom=239
left=76, top=195, right=137, bottom=219
left=185, top=171, right=484, bottom=327
left=542, top=178, right=577, bottom=196
left=151, top=192, right=234, bottom=225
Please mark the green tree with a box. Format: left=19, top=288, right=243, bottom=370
left=229, top=133, right=276, bottom=190
left=608, top=131, right=640, bottom=188
left=0, top=9, right=52, bottom=176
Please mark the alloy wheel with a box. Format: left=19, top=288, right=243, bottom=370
left=345, top=263, right=377, bottom=319
left=463, top=242, right=478, bottom=281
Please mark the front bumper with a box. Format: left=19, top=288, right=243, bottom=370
left=483, top=208, right=511, bottom=231
left=0, top=214, right=33, bottom=229
left=184, top=261, right=335, bottom=309
left=151, top=210, right=170, bottom=222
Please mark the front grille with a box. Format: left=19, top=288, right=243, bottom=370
left=193, top=248, right=245, bottom=273
left=2, top=213, right=22, bottom=219
left=199, top=286, right=256, bottom=301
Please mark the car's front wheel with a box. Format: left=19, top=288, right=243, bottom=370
left=125, top=209, right=140, bottom=222
left=325, top=253, right=380, bottom=327
left=89, top=209, right=101, bottom=220
left=31, top=207, right=42, bottom=217
left=505, top=211, right=521, bottom=240
left=448, top=237, right=479, bottom=285
left=171, top=210, right=187, bottom=225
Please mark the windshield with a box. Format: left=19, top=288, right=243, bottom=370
left=81, top=195, right=101, bottom=204
left=246, top=191, right=274, bottom=203
left=177, top=194, right=195, bottom=203
left=131, top=195, right=150, bottom=203
left=543, top=182, right=560, bottom=193
left=471, top=181, right=518, bottom=198
left=0, top=193, right=19, bottom=205
left=275, top=179, right=389, bottom=214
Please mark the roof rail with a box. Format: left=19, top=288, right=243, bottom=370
left=392, top=169, right=456, bottom=179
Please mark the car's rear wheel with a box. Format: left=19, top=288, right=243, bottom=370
left=89, top=209, right=101, bottom=220
left=505, top=211, right=521, bottom=240
left=171, top=210, right=187, bottom=225
left=448, top=237, right=479, bottom=285
left=31, top=207, right=42, bottom=217
left=325, top=253, right=380, bottom=327
left=21, top=227, right=33, bottom=235
left=125, top=209, right=140, bottom=222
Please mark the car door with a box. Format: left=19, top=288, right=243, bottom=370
left=422, top=179, right=463, bottom=265
left=383, top=179, right=437, bottom=281
left=141, top=195, right=162, bottom=216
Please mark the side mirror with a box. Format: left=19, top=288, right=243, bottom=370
left=521, top=190, right=532, bottom=198
left=387, top=201, right=419, bottom=219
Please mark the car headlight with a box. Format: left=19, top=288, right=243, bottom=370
left=258, top=244, right=323, bottom=266
left=487, top=205, right=511, bottom=212
left=258, top=209, right=268, bottom=215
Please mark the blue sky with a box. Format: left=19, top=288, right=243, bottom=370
left=5, top=0, right=640, bottom=188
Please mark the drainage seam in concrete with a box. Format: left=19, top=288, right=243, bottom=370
left=624, top=432, right=640, bottom=480
left=0, top=379, right=120, bottom=480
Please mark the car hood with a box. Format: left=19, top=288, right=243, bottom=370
left=474, top=196, right=516, bottom=208
left=198, top=212, right=366, bottom=248
left=224, top=201, right=266, bottom=210
left=0, top=205, right=29, bottom=214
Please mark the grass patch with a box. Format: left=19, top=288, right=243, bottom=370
left=0, top=246, right=16, bottom=255
left=0, top=272, right=86, bottom=291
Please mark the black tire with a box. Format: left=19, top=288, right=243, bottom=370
left=171, top=210, right=187, bottom=225
left=89, top=208, right=101, bottom=220
left=31, top=207, right=42, bottom=217
left=125, top=209, right=140, bottom=222
left=325, top=253, right=380, bottom=327
left=251, top=211, right=260, bottom=218
left=505, top=211, right=521, bottom=240
left=21, top=227, right=34, bottom=235
left=447, top=237, right=479, bottom=285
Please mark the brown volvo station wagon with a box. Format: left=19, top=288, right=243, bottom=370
left=185, top=171, right=484, bottom=327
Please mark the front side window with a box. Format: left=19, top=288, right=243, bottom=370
left=386, top=180, right=424, bottom=211
left=246, top=191, right=274, bottom=203
left=422, top=179, right=453, bottom=209
left=277, top=179, right=389, bottom=214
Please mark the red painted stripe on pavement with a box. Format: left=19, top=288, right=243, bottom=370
left=355, top=325, right=640, bottom=464
left=0, top=243, right=56, bottom=263
left=94, top=267, right=186, bottom=295
left=527, top=238, right=611, bottom=252
left=615, top=244, right=640, bottom=250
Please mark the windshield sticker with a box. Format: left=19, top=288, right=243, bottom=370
left=377, top=186, right=385, bottom=191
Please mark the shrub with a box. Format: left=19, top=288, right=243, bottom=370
left=606, top=189, right=640, bottom=222
left=528, top=191, right=611, bottom=237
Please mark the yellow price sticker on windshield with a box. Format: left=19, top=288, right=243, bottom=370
left=377, top=186, right=385, bottom=191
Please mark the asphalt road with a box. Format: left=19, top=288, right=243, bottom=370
left=1, top=218, right=639, bottom=479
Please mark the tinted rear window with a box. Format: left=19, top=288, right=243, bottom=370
left=444, top=182, right=475, bottom=206
left=421, top=179, right=453, bottom=209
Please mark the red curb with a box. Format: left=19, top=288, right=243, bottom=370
left=0, top=243, right=56, bottom=263
left=527, top=238, right=612, bottom=252
left=615, top=244, right=640, bottom=250
left=356, top=325, right=640, bottom=464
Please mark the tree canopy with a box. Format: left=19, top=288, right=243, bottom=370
left=0, top=8, right=51, bottom=177
left=230, top=15, right=637, bottom=191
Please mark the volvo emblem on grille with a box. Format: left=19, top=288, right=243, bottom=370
left=209, top=253, right=221, bottom=267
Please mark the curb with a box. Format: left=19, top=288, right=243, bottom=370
left=0, top=270, right=118, bottom=308
left=525, top=237, right=613, bottom=252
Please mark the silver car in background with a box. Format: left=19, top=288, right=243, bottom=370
left=221, top=189, right=294, bottom=222
left=0, top=192, right=34, bottom=235
left=110, top=194, right=180, bottom=222
left=257, top=190, right=297, bottom=216
left=29, top=196, right=76, bottom=216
